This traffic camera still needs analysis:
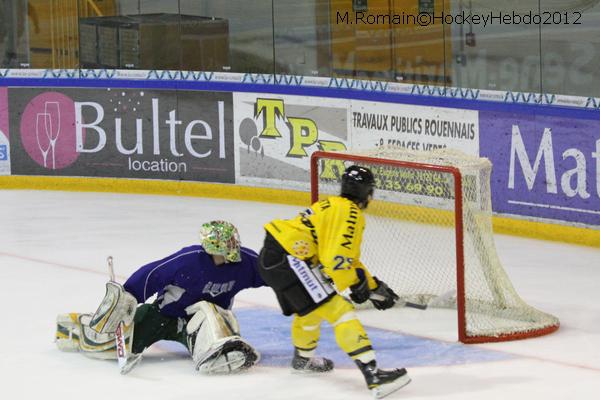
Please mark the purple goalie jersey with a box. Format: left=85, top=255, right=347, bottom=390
left=123, top=245, right=265, bottom=318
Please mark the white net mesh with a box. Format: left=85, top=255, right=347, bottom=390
left=314, top=147, right=559, bottom=342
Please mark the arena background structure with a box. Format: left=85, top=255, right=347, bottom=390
left=0, top=69, right=599, bottom=248
left=2, top=3, right=599, bottom=399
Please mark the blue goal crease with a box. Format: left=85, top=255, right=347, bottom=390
left=232, top=308, right=514, bottom=368
left=154, top=307, right=514, bottom=368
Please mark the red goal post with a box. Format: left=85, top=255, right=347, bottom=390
left=310, top=148, right=560, bottom=344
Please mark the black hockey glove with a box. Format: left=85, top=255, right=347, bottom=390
left=349, top=268, right=370, bottom=304
left=369, top=277, right=399, bottom=310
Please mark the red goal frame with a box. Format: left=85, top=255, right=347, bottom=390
left=311, top=150, right=559, bottom=343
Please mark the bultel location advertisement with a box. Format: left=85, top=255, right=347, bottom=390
left=9, top=88, right=235, bottom=183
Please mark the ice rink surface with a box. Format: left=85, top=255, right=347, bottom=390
left=1, top=189, right=599, bottom=400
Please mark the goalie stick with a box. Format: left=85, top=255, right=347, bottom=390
left=107, top=256, right=128, bottom=372
left=115, top=320, right=127, bottom=371
left=107, top=256, right=116, bottom=283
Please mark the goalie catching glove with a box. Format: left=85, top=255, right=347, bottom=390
left=369, top=277, right=399, bottom=310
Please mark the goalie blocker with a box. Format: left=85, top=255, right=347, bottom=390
left=55, top=281, right=259, bottom=374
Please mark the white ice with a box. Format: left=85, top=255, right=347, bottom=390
left=1, top=189, right=599, bottom=400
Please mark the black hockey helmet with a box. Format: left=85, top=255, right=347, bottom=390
left=341, top=165, right=375, bottom=207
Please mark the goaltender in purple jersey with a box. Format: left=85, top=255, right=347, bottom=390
left=55, top=220, right=265, bottom=375
left=124, top=244, right=264, bottom=317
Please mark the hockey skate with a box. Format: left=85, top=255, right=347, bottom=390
left=356, top=360, right=411, bottom=399
left=196, top=338, right=259, bottom=374
left=291, top=349, right=334, bottom=373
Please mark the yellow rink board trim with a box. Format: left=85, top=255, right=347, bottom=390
left=1, top=176, right=598, bottom=248
left=0, top=175, right=310, bottom=206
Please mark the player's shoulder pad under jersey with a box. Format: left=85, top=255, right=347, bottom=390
left=311, top=198, right=331, bottom=212
left=240, top=246, right=258, bottom=258
left=314, top=195, right=354, bottom=211
left=328, top=196, right=362, bottom=216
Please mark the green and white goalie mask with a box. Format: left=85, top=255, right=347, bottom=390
left=200, top=220, right=241, bottom=263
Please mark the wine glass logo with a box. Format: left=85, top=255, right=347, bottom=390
left=35, top=112, right=51, bottom=168
left=21, top=92, right=80, bottom=170
left=34, top=102, right=61, bottom=169
left=45, top=102, right=61, bottom=169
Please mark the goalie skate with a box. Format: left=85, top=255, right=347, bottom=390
left=195, top=338, right=259, bottom=374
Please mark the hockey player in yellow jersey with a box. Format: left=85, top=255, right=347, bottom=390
left=258, top=165, right=411, bottom=399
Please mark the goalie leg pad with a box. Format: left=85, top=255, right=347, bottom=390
left=56, top=282, right=137, bottom=359
left=185, top=301, right=259, bottom=374
left=55, top=312, right=135, bottom=359
left=56, top=281, right=137, bottom=354
left=55, top=313, right=82, bottom=352
left=78, top=313, right=135, bottom=359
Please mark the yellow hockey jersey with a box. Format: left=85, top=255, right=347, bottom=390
left=265, top=196, right=377, bottom=292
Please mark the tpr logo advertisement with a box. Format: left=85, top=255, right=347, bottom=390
left=233, top=93, right=349, bottom=190
left=9, top=88, right=235, bottom=183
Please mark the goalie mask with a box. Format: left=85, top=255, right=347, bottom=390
left=341, top=165, right=375, bottom=208
left=200, top=220, right=241, bottom=263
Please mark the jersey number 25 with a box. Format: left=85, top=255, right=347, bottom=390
left=333, top=255, right=353, bottom=270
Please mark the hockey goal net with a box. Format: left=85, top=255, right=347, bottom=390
left=311, top=147, right=559, bottom=343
